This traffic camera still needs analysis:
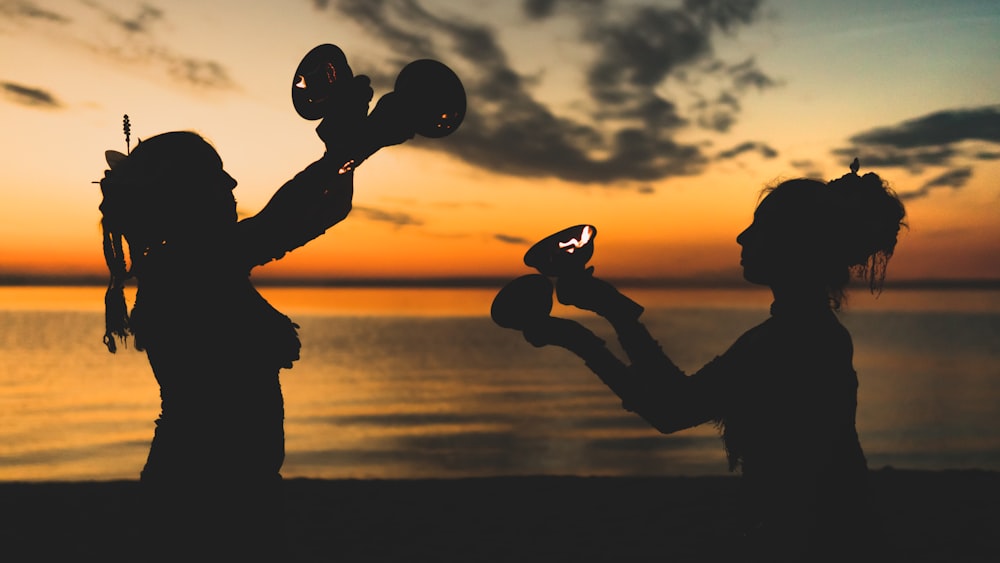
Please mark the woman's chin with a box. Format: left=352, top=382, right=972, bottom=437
left=741, top=268, right=769, bottom=286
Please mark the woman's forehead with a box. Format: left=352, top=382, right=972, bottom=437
left=753, top=191, right=782, bottom=217
left=188, top=141, right=223, bottom=167
left=753, top=189, right=811, bottom=226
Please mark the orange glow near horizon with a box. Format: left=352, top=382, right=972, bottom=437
left=1, top=3, right=998, bottom=287
left=5, top=165, right=1000, bottom=284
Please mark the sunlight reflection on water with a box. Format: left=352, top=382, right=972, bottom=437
left=1, top=286, right=997, bottom=481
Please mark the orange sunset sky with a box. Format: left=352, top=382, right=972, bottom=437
left=1, top=0, right=998, bottom=285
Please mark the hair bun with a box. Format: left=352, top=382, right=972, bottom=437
left=827, top=166, right=907, bottom=291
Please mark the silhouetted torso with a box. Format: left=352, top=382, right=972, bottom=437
left=592, top=295, right=876, bottom=560
left=128, top=233, right=297, bottom=560
left=122, top=154, right=355, bottom=561
left=495, top=168, right=904, bottom=561
left=702, top=299, right=872, bottom=560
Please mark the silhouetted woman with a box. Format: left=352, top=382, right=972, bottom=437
left=96, top=76, right=388, bottom=561
left=514, top=162, right=906, bottom=562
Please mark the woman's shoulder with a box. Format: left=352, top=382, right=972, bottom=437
left=727, top=309, right=854, bottom=362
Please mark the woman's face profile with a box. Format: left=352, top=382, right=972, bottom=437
left=127, top=133, right=240, bottom=231
left=169, top=141, right=239, bottom=227
left=736, top=190, right=805, bottom=287
left=736, top=205, right=774, bottom=286
left=196, top=154, right=238, bottom=225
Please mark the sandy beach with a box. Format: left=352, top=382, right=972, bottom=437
left=1, top=468, right=997, bottom=562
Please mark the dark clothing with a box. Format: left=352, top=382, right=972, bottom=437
left=593, top=299, right=879, bottom=561
left=128, top=154, right=352, bottom=561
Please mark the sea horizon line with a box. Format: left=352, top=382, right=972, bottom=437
left=1, top=274, right=999, bottom=290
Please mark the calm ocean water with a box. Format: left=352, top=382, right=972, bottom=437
left=1, top=286, right=998, bottom=481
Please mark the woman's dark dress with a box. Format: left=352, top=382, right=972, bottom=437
left=129, top=156, right=349, bottom=561
left=608, top=299, right=879, bottom=561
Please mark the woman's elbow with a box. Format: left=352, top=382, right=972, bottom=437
left=627, top=403, right=702, bottom=435
left=644, top=414, right=688, bottom=435
left=319, top=197, right=352, bottom=227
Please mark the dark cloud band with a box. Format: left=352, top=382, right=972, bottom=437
left=353, top=205, right=424, bottom=228
left=0, top=81, right=61, bottom=108
left=849, top=106, right=1000, bottom=149
left=836, top=105, right=1000, bottom=199
left=316, top=0, right=774, bottom=187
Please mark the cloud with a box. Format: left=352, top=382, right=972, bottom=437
left=0, top=0, right=71, bottom=24
left=788, top=159, right=823, bottom=179
left=314, top=0, right=776, bottom=187
left=521, top=0, right=560, bottom=20
left=2, top=1, right=235, bottom=91
left=1, top=81, right=61, bottom=108
left=897, top=167, right=973, bottom=201
left=81, top=2, right=236, bottom=90
left=835, top=105, right=1000, bottom=199
left=352, top=205, right=424, bottom=228
left=493, top=233, right=531, bottom=245
left=728, top=56, right=776, bottom=90
left=716, top=141, right=777, bottom=160
left=836, top=105, right=1000, bottom=172
left=833, top=145, right=958, bottom=171
left=520, top=0, right=606, bottom=21
left=78, top=0, right=163, bottom=33
left=163, top=58, right=234, bottom=90
left=849, top=106, right=1000, bottom=149
left=974, top=151, right=1000, bottom=161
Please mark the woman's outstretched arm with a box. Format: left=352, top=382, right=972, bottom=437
left=519, top=310, right=724, bottom=435
left=235, top=75, right=379, bottom=269
left=554, top=272, right=732, bottom=432
left=236, top=154, right=355, bottom=269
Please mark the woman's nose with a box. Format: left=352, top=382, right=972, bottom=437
left=736, top=226, right=750, bottom=246
left=223, top=172, right=237, bottom=191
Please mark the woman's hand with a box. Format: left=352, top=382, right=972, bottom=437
left=365, top=91, right=417, bottom=150
left=556, top=272, right=643, bottom=320
left=315, top=75, right=374, bottom=153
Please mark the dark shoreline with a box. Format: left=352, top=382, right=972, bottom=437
left=2, top=275, right=999, bottom=290
left=1, top=468, right=997, bottom=562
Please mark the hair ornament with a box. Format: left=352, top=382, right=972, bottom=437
left=99, top=113, right=138, bottom=352
left=123, top=114, right=131, bottom=154
left=105, top=150, right=127, bottom=169
left=830, top=157, right=861, bottom=185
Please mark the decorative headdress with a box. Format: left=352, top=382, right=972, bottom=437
left=99, top=114, right=136, bottom=353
